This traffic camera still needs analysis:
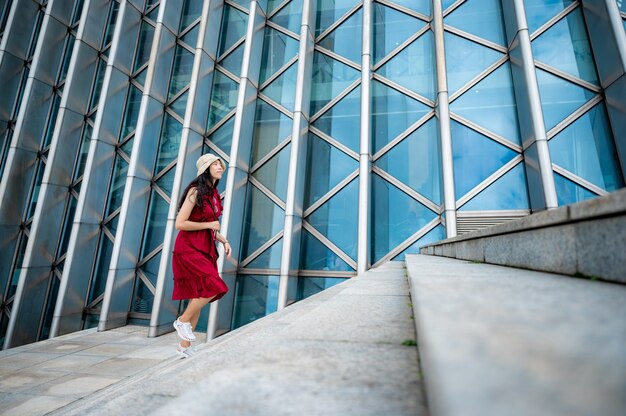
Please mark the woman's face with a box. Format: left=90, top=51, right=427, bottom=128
left=209, top=160, right=224, bottom=181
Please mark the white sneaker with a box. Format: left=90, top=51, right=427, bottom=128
left=173, top=318, right=196, bottom=341
left=176, top=343, right=196, bottom=359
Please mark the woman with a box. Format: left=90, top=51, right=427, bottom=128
left=171, top=153, right=231, bottom=358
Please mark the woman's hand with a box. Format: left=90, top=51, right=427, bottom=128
left=224, top=241, right=231, bottom=259
left=207, top=221, right=220, bottom=231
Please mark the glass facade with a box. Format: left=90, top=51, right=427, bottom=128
left=0, top=0, right=624, bottom=348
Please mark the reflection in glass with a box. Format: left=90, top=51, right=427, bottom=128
left=392, top=225, right=446, bottom=261
left=549, top=104, right=624, bottom=192
left=531, top=8, right=598, bottom=85
left=451, top=121, right=517, bottom=198
left=444, top=0, right=506, bottom=46
left=391, top=0, right=430, bottom=16
left=207, top=71, right=239, bottom=130
left=299, top=230, right=354, bottom=270
left=232, top=275, right=279, bottom=329
left=376, top=118, right=441, bottom=204
left=261, top=63, right=297, bottom=111
left=180, top=0, right=203, bottom=31
left=523, top=0, right=574, bottom=35
left=181, top=24, right=199, bottom=48
left=313, top=86, right=361, bottom=153
left=106, top=155, right=129, bottom=216
left=156, top=166, right=176, bottom=196
left=444, top=31, right=504, bottom=95
left=240, top=184, right=286, bottom=259
left=208, top=115, right=234, bottom=156
left=168, top=46, right=194, bottom=100
left=246, top=239, right=283, bottom=268
left=217, top=5, right=248, bottom=58
left=270, top=0, right=303, bottom=34
left=373, top=4, right=425, bottom=64
left=535, top=68, right=595, bottom=131
left=371, top=174, right=437, bottom=263
left=170, top=90, right=188, bottom=119
left=304, top=133, right=359, bottom=208
left=141, top=252, right=161, bottom=287
left=553, top=172, right=598, bottom=205
left=141, top=192, right=169, bottom=257
left=296, top=277, right=346, bottom=301
left=253, top=143, right=291, bottom=202
left=90, top=233, right=114, bottom=304
left=460, top=163, right=530, bottom=210
left=377, top=31, right=436, bottom=100
left=252, top=101, right=292, bottom=164
left=260, top=28, right=299, bottom=85
left=134, top=21, right=155, bottom=73
left=450, top=63, right=521, bottom=144
left=131, top=279, right=153, bottom=313
left=316, top=0, right=360, bottom=36
left=371, top=80, right=430, bottom=154
left=310, top=52, right=360, bottom=116
left=155, top=114, right=182, bottom=173
left=121, top=85, right=142, bottom=138
left=307, top=179, right=359, bottom=259
left=318, top=9, right=362, bottom=64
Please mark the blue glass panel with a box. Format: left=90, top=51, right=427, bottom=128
left=208, top=116, right=234, bottom=155
left=170, top=90, right=188, bottom=118
left=121, top=85, right=142, bottom=138
left=132, top=279, right=153, bottom=313
left=451, top=120, right=518, bottom=198
left=390, top=0, right=430, bottom=16
left=460, top=163, right=530, bottom=210
left=89, top=59, right=107, bottom=111
left=140, top=252, right=161, bottom=287
left=619, top=1, right=626, bottom=13
left=535, top=68, right=595, bottom=131
left=553, top=172, right=598, bottom=206
left=156, top=166, right=176, bottom=196
left=106, top=156, right=129, bottom=216
left=531, top=8, right=598, bottom=85
left=392, top=224, right=446, bottom=261
left=260, top=28, right=299, bottom=85
left=444, top=0, right=506, bottom=45
left=141, top=192, right=169, bottom=256
left=371, top=174, right=437, bottom=263
left=307, top=179, right=358, bottom=260
left=220, top=43, right=244, bottom=75
left=207, top=71, right=239, bottom=130
left=316, top=0, right=360, bottom=37
left=262, top=63, right=297, bottom=111
left=90, top=233, right=113, bottom=304
left=296, top=277, right=347, bottom=301
left=59, top=196, right=78, bottom=256
left=442, top=0, right=457, bottom=11
left=523, top=0, right=574, bottom=35
left=267, top=0, right=285, bottom=15
left=253, top=143, right=291, bottom=202
left=376, top=118, right=441, bottom=204
left=146, top=4, right=159, bottom=20
left=444, top=31, right=504, bottom=95
left=318, top=9, right=362, bottom=64
left=252, top=100, right=292, bottom=164
left=232, top=275, right=279, bottom=329
left=373, top=4, right=426, bottom=64
left=167, top=46, right=194, bottom=100
left=133, top=21, right=155, bottom=73
left=270, top=0, right=303, bottom=34
left=377, top=30, right=436, bottom=100
left=312, top=86, right=361, bottom=153
left=155, top=114, right=182, bottom=173
left=217, top=5, right=248, bottom=58
left=74, top=125, right=92, bottom=181
left=310, top=52, right=360, bottom=116
left=240, top=184, right=286, bottom=258
left=134, top=67, right=148, bottom=86
left=180, top=0, right=203, bottom=31
left=103, top=2, right=120, bottom=47
left=181, top=23, right=199, bottom=48
left=450, top=63, right=521, bottom=144
left=299, top=230, right=354, bottom=270
left=246, top=239, right=283, bottom=269
left=231, top=0, right=251, bottom=10
left=304, top=133, right=359, bottom=208
left=549, top=104, right=624, bottom=192
left=371, top=80, right=431, bottom=154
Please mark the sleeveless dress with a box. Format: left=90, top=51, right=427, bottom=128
left=171, top=188, right=229, bottom=301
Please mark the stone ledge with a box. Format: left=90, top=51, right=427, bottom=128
left=420, top=189, right=626, bottom=283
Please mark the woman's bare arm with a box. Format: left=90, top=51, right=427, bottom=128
left=175, top=188, right=220, bottom=231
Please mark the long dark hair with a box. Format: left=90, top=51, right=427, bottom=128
left=178, top=170, right=220, bottom=211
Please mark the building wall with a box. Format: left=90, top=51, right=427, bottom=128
left=0, top=0, right=624, bottom=348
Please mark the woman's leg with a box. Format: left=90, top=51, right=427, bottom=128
left=179, top=296, right=215, bottom=348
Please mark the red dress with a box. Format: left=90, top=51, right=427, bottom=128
left=172, top=188, right=229, bottom=301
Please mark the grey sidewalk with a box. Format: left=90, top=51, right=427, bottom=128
left=1, top=261, right=426, bottom=416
